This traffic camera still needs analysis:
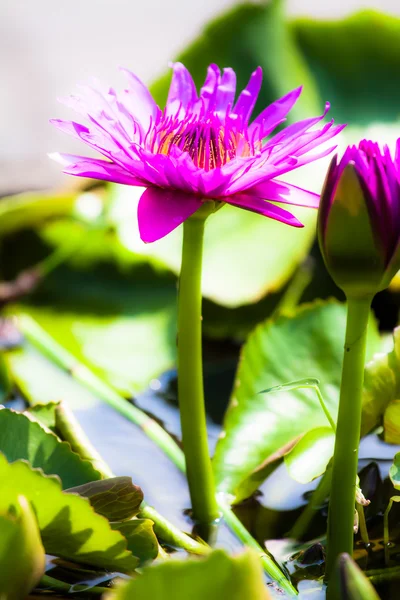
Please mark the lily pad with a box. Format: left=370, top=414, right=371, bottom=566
left=67, top=477, right=143, bottom=521
left=362, top=327, right=400, bottom=442
left=106, top=549, right=267, bottom=600
left=111, top=519, right=159, bottom=564
left=0, top=454, right=139, bottom=572
left=0, top=407, right=102, bottom=488
left=213, top=300, right=381, bottom=500
left=292, top=10, right=400, bottom=126
left=8, top=261, right=178, bottom=395
left=284, top=426, right=335, bottom=484
left=0, top=191, right=77, bottom=237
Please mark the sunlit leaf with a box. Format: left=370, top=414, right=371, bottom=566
left=0, top=454, right=139, bottom=572
left=213, top=300, right=381, bottom=501
left=106, top=549, right=269, bottom=600
left=0, top=407, right=102, bottom=488
left=111, top=519, right=159, bottom=565
left=67, top=477, right=143, bottom=521
left=284, top=427, right=335, bottom=484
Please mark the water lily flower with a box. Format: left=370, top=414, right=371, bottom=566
left=51, top=63, right=344, bottom=242
left=318, top=139, right=400, bottom=297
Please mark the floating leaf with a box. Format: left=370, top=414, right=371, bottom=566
left=284, top=427, right=335, bottom=484
left=9, top=262, right=177, bottom=395
left=0, top=454, right=138, bottom=572
left=0, top=495, right=45, bottom=600
left=0, top=408, right=102, bottom=488
left=111, top=519, right=159, bottom=565
left=0, top=191, right=77, bottom=237
left=362, top=327, right=400, bottom=442
left=106, top=549, right=269, bottom=600
left=293, top=10, right=400, bottom=126
left=67, top=477, right=143, bottom=521
left=28, top=402, right=59, bottom=432
left=213, top=300, right=381, bottom=500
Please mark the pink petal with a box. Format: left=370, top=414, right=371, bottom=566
left=249, top=86, right=302, bottom=136
left=138, top=187, right=202, bottom=243
left=215, top=68, right=237, bottom=115
left=247, top=180, right=320, bottom=208
left=119, top=67, right=157, bottom=132
left=225, top=193, right=304, bottom=227
left=232, top=67, right=262, bottom=124
left=166, top=62, right=198, bottom=114
left=199, top=64, right=220, bottom=111
left=49, top=153, right=145, bottom=186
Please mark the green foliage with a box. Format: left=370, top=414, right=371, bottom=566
left=9, top=262, right=177, bottom=395
left=67, top=477, right=144, bottom=521
left=284, top=426, right=335, bottom=484
left=0, top=408, right=102, bottom=488
left=213, top=300, right=381, bottom=500
left=293, top=10, right=400, bottom=125
left=106, top=549, right=269, bottom=600
left=0, top=495, right=45, bottom=600
left=362, top=327, right=400, bottom=442
left=0, top=453, right=139, bottom=572
left=111, top=519, right=159, bottom=565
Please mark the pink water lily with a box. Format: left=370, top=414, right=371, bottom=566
left=51, top=63, right=345, bottom=242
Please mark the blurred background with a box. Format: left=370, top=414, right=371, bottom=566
left=1, top=0, right=400, bottom=194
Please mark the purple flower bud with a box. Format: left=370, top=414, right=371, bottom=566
left=318, top=140, right=400, bottom=298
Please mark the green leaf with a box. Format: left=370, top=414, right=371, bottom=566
left=28, top=402, right=59, bottom=432
left=0, top=191, right=77, bottom=237
left=114, top=190, right=317, bottom=308
left=0, top=454, right=138, bottom=572
left=362, top=327, right=400, bottom=442
left=0, top=352, right=12, bottom=404
left=0, top=407, right=102, bottom=488
left=284, top=426, right=335, bottom=484
left=0, top=495, right=46, bottom=600
left=9, top=261, right=177, bottom=394
left=111, top=519, right=159, bottom=565
left=389, top=452, right=400, bottom=490
left=6, top=342, right=100, bottom=410
left=335, top=553, right=380, bottom=600
left=292, top=10, right=400, bottom=126
left=67, top=477, right=143, bottom=521
left=213, top=300, right=381, bottom=500
left=107, top=549, right=268, bottom=600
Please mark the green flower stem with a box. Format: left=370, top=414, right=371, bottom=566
left=18, top=314, right=297, bottom=595
left=325, top=296, right=372, bottom=587
left=177, top=213, right=219, bottom=528
left=356, top=503, right=370, bottom=547
left=383, top=496, right=400, bottom=566
left=38, top=574, right=108, bottom=595
left=217, top=494, right=297, bottom=595
left=55, top=401, right=114, bottom=478
left=288, top=466, right=332, bottom=541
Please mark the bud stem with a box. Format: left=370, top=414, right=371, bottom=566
left=177, top=212, right=219, bottom=533
left=326, top=295, right=372, bottom=593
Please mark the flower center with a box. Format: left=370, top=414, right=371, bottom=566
left=153, top=115, right=260, bottom=171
